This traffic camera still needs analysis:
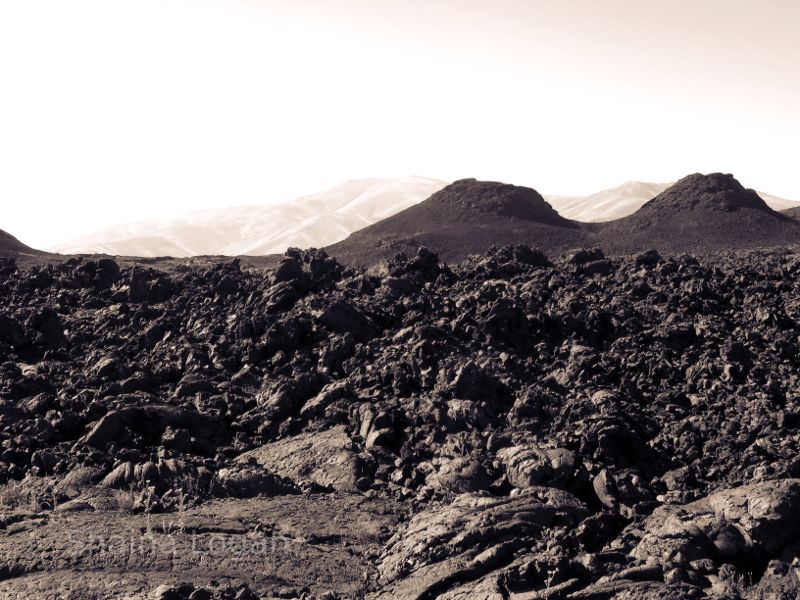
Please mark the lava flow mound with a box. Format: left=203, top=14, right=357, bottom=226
left=1, top=245, right=800, bottom=598
left=595, top=173, right=800, bottom=254
left=327, top=179, right=587, bottom=265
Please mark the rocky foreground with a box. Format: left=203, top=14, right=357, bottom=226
left=1, top=245, right=800, bottom=599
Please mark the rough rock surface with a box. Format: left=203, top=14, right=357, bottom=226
left=237, top=425, right=370, bottom=492
left=632, top=479, right=800, bottom=564
left=1, top=241, right=800, bottom=598
left=0, top=491, right=402, bottom=599
left=375, top=488, right=588, bottom=599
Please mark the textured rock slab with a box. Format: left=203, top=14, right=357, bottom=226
left=632, top=478, right=800, bottom=564
left=566, top=580, right=705, bottom=599
left=0, top=492, right=402, bottom=599
left=81, top=405, right=225, bottom=449
left=497, top=445, right=581, bottom=490
left=373, top=488, right=589, bottom=599
left=236, top=425, right=369, bottom=492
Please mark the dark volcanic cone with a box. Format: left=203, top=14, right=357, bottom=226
left=420, top=179, right=573, bottom=225
left=594, top=173, right=800, bottom=254
left=327, top=179, right=587, bottom=265
left=639, top=172, right=773, bottom=214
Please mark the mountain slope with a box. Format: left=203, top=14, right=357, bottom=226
left=546, top=181, right=671, bottom=222
left=594, top=173, right=800, bottom=253
left=757, top=191, right=800, bottom=212
left=0, top=229, right=42, bottom=258
left=327, top=179, right=588, bottom=264
left=546, top=181, right=798, bottom=222
left=782, top=206, right=800, bottom=219
left=50, top=177, right=447, bottom=257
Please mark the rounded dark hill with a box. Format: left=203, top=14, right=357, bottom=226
left=421, top=179, right=572, bottom=225
left=326, top=179, right=587, bottom=265
left=593, top=173, right=800, bottom=254
left=0, top=228, right=42, bottom=258
left=639, top=173, right=773, bottom=214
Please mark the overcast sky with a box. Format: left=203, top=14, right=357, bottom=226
left=2, top=0, right=799, bottom=248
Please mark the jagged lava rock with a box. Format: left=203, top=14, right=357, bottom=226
left=235, top=425, right=371, bottom=492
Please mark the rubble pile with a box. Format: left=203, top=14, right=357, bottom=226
left=1, top=244, right=800, bottom=599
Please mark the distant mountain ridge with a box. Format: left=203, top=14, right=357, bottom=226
left=50, top=177, right=447, bottom=257
left=545, top=181, right=671, bottom=222
left=46, top=174, right=800, bottom=260
left=328, top=173, right=800, bottom=264
left=782, top=206, right=800, bottom=219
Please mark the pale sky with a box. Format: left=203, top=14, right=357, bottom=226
left=2, top=0, right=799, bottom=249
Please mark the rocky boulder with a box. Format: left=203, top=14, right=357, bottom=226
left=236, top=425, right=371, bottom=492
left=497, top=445, right=584, bottom=491
left=633, top=479, right=800, bottom=572
left=375, top=488, right=589, bottom=599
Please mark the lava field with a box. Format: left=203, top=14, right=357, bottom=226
left=1, top=243, right=800, bottom=599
